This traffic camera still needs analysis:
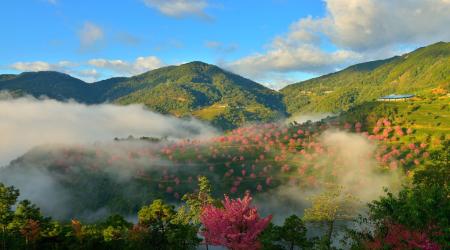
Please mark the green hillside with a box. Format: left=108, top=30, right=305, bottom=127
left=0, top=71, right=99, bottom=103
left=114, top=61, right=287, bottom=129
left=281, top=41, right=450, bottom=114
left=92, top=77, right=130, bottom=102
left=332, top=95, right=450, bottom=143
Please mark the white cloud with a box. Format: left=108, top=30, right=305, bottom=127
left=88, top=56, right=164, bottom=75
left=0, top=96, right=216, bottom=166
left=229, top=44, right=360, bottom=78
left=78, top=22, right=104, bottom=50
left=228, top=0, right=450, bottom=85
left=11, top=61, right=52, bottom=71
left=10, top=61, right=76, bottom=72
left=323, top=0, right=450, bottom=51
left=143, top=0, right=210, bottom=19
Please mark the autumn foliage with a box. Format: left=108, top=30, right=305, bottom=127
left=200, top=194, right=272, bottom=250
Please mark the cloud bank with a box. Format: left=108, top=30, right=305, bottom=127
left=256, top=130, right=403, bottom=223
left=0, top=94, right=216, bottom=166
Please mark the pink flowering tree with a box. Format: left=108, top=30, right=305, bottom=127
left=200, top=194, right=272, bottom=250
left=366, top=223, right=441, bottom=250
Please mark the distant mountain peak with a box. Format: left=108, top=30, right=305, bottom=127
left=183, top=61, right=211, bottom=66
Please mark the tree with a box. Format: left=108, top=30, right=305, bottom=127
left=366, top=222, right=441, bottom=250
left=101, top=215, right=131, bottom=247
left=174, top=176, right=216, bottom=250
left=259, top=223, right=284, bottom=250
left=174, top=176, right=215, bottom=225
left=279, top=215, right=309, bottom=250
left=8, top=199, right=47, bottom=248
left=8, top=200, right=45, bottom=231
left=0, top=183, right=19, bottom=250
left=137, top=199, right=174, bottom=247
left=200, top=194, right=272, bottom=250
left=413, top=139, right=449, bottom=189
left=136, top=199, right=200, bottom=249
left=166, top=223, right=202, bottom=250
left=303, top=186, right=357, bottom=250
left=366, top=159, right=450, bottom=248
left=260, top=216, right=310, bottom=250
left=19, top=219, right=40, bottom=246
left=138, top=199, right=174, bottom=228
left=345, top=144, right=450, bottom=249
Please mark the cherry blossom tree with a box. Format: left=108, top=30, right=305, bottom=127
left=200, top=194, right=272, bottom=250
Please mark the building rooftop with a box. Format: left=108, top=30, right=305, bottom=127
left=379, top=94, right=415, bottom=99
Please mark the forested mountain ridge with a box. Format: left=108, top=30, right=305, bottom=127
left=281, top=41, right=450, bottom=114
left=0, top=61, right=286, bottom=129
left=0, top=71, right=99, bottom=103
left=115, top=61, right=287, bottom=129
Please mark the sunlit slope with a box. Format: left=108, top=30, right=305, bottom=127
left=332, top=95, right=450, bottom=144
left=281, top=42, right=450, bottom=114
left=115, top=61, right=287, bottom=129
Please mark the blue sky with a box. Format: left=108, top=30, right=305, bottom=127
left=1, top=0, right=449, bottom=89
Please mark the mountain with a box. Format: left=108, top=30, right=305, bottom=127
left=281, top=41, right=450, bottom=114
left=114, top=61, right=286, bottom=129
left=2, top=42, right=448, bottom=127
left=91, top=77, right=130, bottom=102
left=0, top=61, right=286, bottom=129
left=0, top=71, right=99, bottom=103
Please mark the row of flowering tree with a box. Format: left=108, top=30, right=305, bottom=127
left=8, top=117, right=433, bottom=220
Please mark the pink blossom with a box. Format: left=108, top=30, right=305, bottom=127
left=373, top=126, right=381, bottom=134
left=281, top=164, right=290, bottom=173
left=200, top=194, right=272, bottom=250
